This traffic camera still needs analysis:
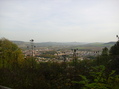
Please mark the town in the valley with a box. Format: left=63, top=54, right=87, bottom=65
left=23, top=46, right=101, bottom=63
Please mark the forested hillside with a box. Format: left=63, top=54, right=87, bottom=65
left=0, top=38, right=119, bottom=89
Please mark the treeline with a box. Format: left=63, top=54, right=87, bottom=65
left=0, top=38, right=119, bottom=89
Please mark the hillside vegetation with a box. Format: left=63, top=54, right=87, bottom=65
left=0, top=38, right=119, bottom=89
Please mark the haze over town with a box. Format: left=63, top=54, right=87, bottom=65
left=0, top=0, right=119, bottom=42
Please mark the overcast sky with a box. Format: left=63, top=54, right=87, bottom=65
left=0, top=0, right=119, bottom=42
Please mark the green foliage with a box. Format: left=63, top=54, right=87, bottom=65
left=0, top=38, right=24, bottom=68
left=96, top=56, right=110, bottom=66
left=0, top=59, right=119, bottom=89
left=108, top=41, right=119, bottom=74
left=110, top=41, right=119, bottom=56
left=95, top=47, right=110, bottom=66
left=72, top=65, right=119, bottom=89
left=95, top=41, right=119, bottom=67
left=101, top=47, right=109, bottom=56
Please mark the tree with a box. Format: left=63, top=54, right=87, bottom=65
left=95, top=47, right=110, bottom=66
left=101, top=47, right=109, bottom=56
left=72, top=65, right=119, bottom=89
left=108, top=41, right=119, bottom=74
left=0, top=38, right=24, bottom=68
left=110, top=41, right=119, bottom=56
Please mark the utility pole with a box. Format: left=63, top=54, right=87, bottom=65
left=30, top=39, right=34, bottom=68
left=72, top=49, right=78, bottom=66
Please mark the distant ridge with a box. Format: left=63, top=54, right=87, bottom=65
left=12, top=41, right=29, bottom=48
left=103, top=42, right=116, bottom=45
left=12, top=41, right=25, bottom=44
left=12, top=40, right=116, bottom=48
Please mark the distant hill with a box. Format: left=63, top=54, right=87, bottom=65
left=12, top=41, right=29, bottom=48
left=12, top=41, right=116, bottom=49
left=35, top=42, right=88, bottom=47
left=12, top=41, right=88, bottom=47
left=103, top=42, right=116, bottom=45
left=84, top=42, right=116, bottom=48
left=84, top=42, right=104, bottom=46
left=71, top=42, right=116, bottom=51
left=12, top=41, right=25, bottom=44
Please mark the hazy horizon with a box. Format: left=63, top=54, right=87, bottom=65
left=11, top=39, right=116, bottom=43
left=0, top=0, right=119, bottom=42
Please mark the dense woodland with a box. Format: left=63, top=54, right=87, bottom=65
left=0, top=38, right=119, bottom=89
